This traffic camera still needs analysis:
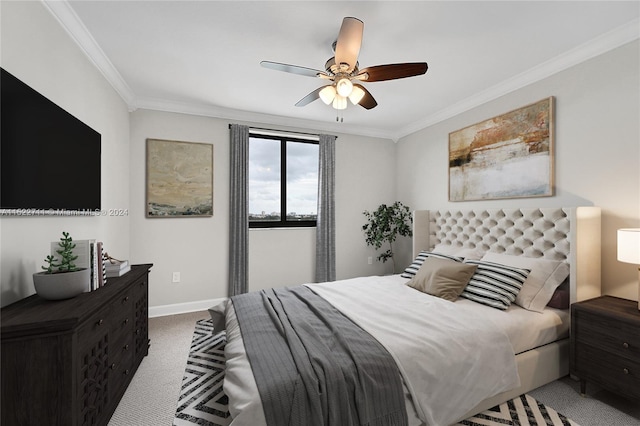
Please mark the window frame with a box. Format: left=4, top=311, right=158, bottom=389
left=248, top=133, right=319, bottom=229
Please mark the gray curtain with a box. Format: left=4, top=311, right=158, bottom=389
left=315, top=134, right=336, bottom=282
left=229, top=124, right=249, bottom=296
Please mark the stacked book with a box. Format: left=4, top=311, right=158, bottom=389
left=50, top=239, right=107, bottom=291
left=106, top=259, right=131, bottom=278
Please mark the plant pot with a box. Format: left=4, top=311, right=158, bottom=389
left=33, top=268, right=91, bottom=300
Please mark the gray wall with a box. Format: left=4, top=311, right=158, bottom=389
left=1, top=1, right=638, bottom=311
left=396, top=41, right=640, bottom=300
left=129, top=110, right=397, bottom=310
left=0, top=1, right=132, bottom=307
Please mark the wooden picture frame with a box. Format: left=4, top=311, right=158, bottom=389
left=146, top=138, right=213, bottom=217
left=449, top=97, right=554, bottom=201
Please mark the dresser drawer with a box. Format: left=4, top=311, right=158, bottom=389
left=77, top=305, right=111, bottom=353
left=575, top=343, right=640, bottom=399
left=111, top=293, right=133, bottom=343
left=574, top=310, right=640, bottom=360
left=110, top=346, right=134, bottom=399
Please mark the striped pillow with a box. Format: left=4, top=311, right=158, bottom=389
left=459, top=260, right=530, bottom=310
left=401, top=251, right=463, bottom=278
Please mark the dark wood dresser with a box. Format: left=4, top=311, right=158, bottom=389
left=570, top=295, right=640, bottom=400
left=1, top=263, right=152, bottom=426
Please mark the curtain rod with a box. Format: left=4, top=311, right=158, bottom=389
left=227, top=124, right=337, bottom=140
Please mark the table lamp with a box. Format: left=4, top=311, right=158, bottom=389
left=617, top=228, right=640, bottom=310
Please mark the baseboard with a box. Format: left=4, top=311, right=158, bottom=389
left=149, top=297, right=227, bottom=318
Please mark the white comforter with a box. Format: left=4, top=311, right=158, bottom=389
left=215, top=275, right=521, bottom=426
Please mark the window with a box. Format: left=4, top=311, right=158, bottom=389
left=248, top=133, right=319, bottom=228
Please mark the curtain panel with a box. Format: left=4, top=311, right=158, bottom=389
left=228, top=124, right=249, bottom=296
left=315, top=134, right=336, bottom=282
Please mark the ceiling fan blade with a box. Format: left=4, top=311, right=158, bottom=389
left=261, top=61, right=328, bottom=78
left=334, top=17, right=363, bottom=72
left=353, top=84, right=377, bottom=110
left=358, top=63, right=428, bottom=82
left=295, top=86, right=325, bottom=107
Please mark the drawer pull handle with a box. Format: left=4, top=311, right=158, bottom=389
left=124, top=344, right=129, bottom=351
left=110, top=363, right=116, bottom=370
left=623, top=342, right=629, bottom=349
left=124, top=318, right=129, bottom=325
left=123, top=296, right=129, bottom=302
left=136, top=329, right=140, bottom=335
left=96, top=319, right=104, bottom=326
left=124, top=369, right=130, bottom=375
left=623, top=368, right=629, bottom=375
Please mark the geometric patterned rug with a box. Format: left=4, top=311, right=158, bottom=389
left=174, top=319, right=578, bottom=426
left=173, top=319, right=231, bottom=426
left=453, top=393, right=579, bottom=426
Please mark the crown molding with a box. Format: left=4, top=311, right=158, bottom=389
left=395, top=18, right=640, bottom=140
left=44, top=0, right=638, bottom=142
left=42, top=0, right=137, bottom=108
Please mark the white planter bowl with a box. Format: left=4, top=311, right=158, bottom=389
left=33, top=268, right=91, bottom=300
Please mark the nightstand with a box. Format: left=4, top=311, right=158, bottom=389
left=570, top=295, right=640, bottom=400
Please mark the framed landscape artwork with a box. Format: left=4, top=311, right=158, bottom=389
left=146, top=139, right=213, bottom=217
left=449, top=97, right=554, bottom=201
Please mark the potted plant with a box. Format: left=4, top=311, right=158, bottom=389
left=362, top=201, right=413, bottom=274
left=33, top=231, right=90, bottom=300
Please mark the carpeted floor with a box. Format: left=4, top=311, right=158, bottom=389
left=173, top=319, right=579, bottom=426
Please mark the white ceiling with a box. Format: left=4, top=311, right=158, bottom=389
left=48, top=1, right=639, bottom=140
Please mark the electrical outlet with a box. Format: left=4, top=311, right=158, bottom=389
left=367, top=257, right=373, bottom=265
left=172, top=272, right=181, bottom=283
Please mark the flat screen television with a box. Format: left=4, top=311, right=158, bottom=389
left=1, top=68, right=101, bottom=215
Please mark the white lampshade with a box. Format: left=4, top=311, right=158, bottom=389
left=332, top=95, right=347, bottom=110
left=617, top=229, right=640, bottom=264
left=335, top=77, right=353, bottom=97
left=319, top=86, right=336, bottom=105
left=348, top=85, right=365, bottom=105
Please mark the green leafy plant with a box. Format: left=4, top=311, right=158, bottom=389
left=362, top=202, right=413, bottom=273
left=41, top=231, right=79, bottom=274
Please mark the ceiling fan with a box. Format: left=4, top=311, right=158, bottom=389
left=261, top=17, right=428, bottom=114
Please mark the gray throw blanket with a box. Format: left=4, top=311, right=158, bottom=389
left=231, top=286, right=408, bottom=426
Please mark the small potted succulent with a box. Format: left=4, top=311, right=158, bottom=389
left=33, top=231, right=90, bottom=300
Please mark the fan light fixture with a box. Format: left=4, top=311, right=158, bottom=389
left=332, top=95, right=347, bottom=110
left=261, top=17, right=428, bottom=118
left=335, top=77, right=353, bottom=97
left=320, top=81, right=361, bottom=110
left=319, top=86, right=336, bottom=105
left=348, top=85, right=365, bottom=105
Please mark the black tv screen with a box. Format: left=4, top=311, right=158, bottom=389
left=1, top=68, right=101, bottom=214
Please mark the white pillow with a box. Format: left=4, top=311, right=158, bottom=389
left=455, top=247, right=485, bottom=261
left=480, top=252, right=570, bottom=312
left=432, top=243, right=461, bottom=255
left=433, top=243, right=485, bottom=261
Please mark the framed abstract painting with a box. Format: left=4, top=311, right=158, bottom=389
left=449, top=97, right=554, bottom=201
left=146, top=138, right=213, bottom=217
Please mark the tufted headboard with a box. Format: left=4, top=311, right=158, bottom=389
left=412, top=207, right=601, bottom=304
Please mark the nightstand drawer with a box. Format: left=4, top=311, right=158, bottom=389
left=575, top=344, right=640, bottom=399
left=575, top=310, right=640, bottom=360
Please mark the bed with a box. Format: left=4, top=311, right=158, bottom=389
left=210, top=207, right=601, bottom=426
